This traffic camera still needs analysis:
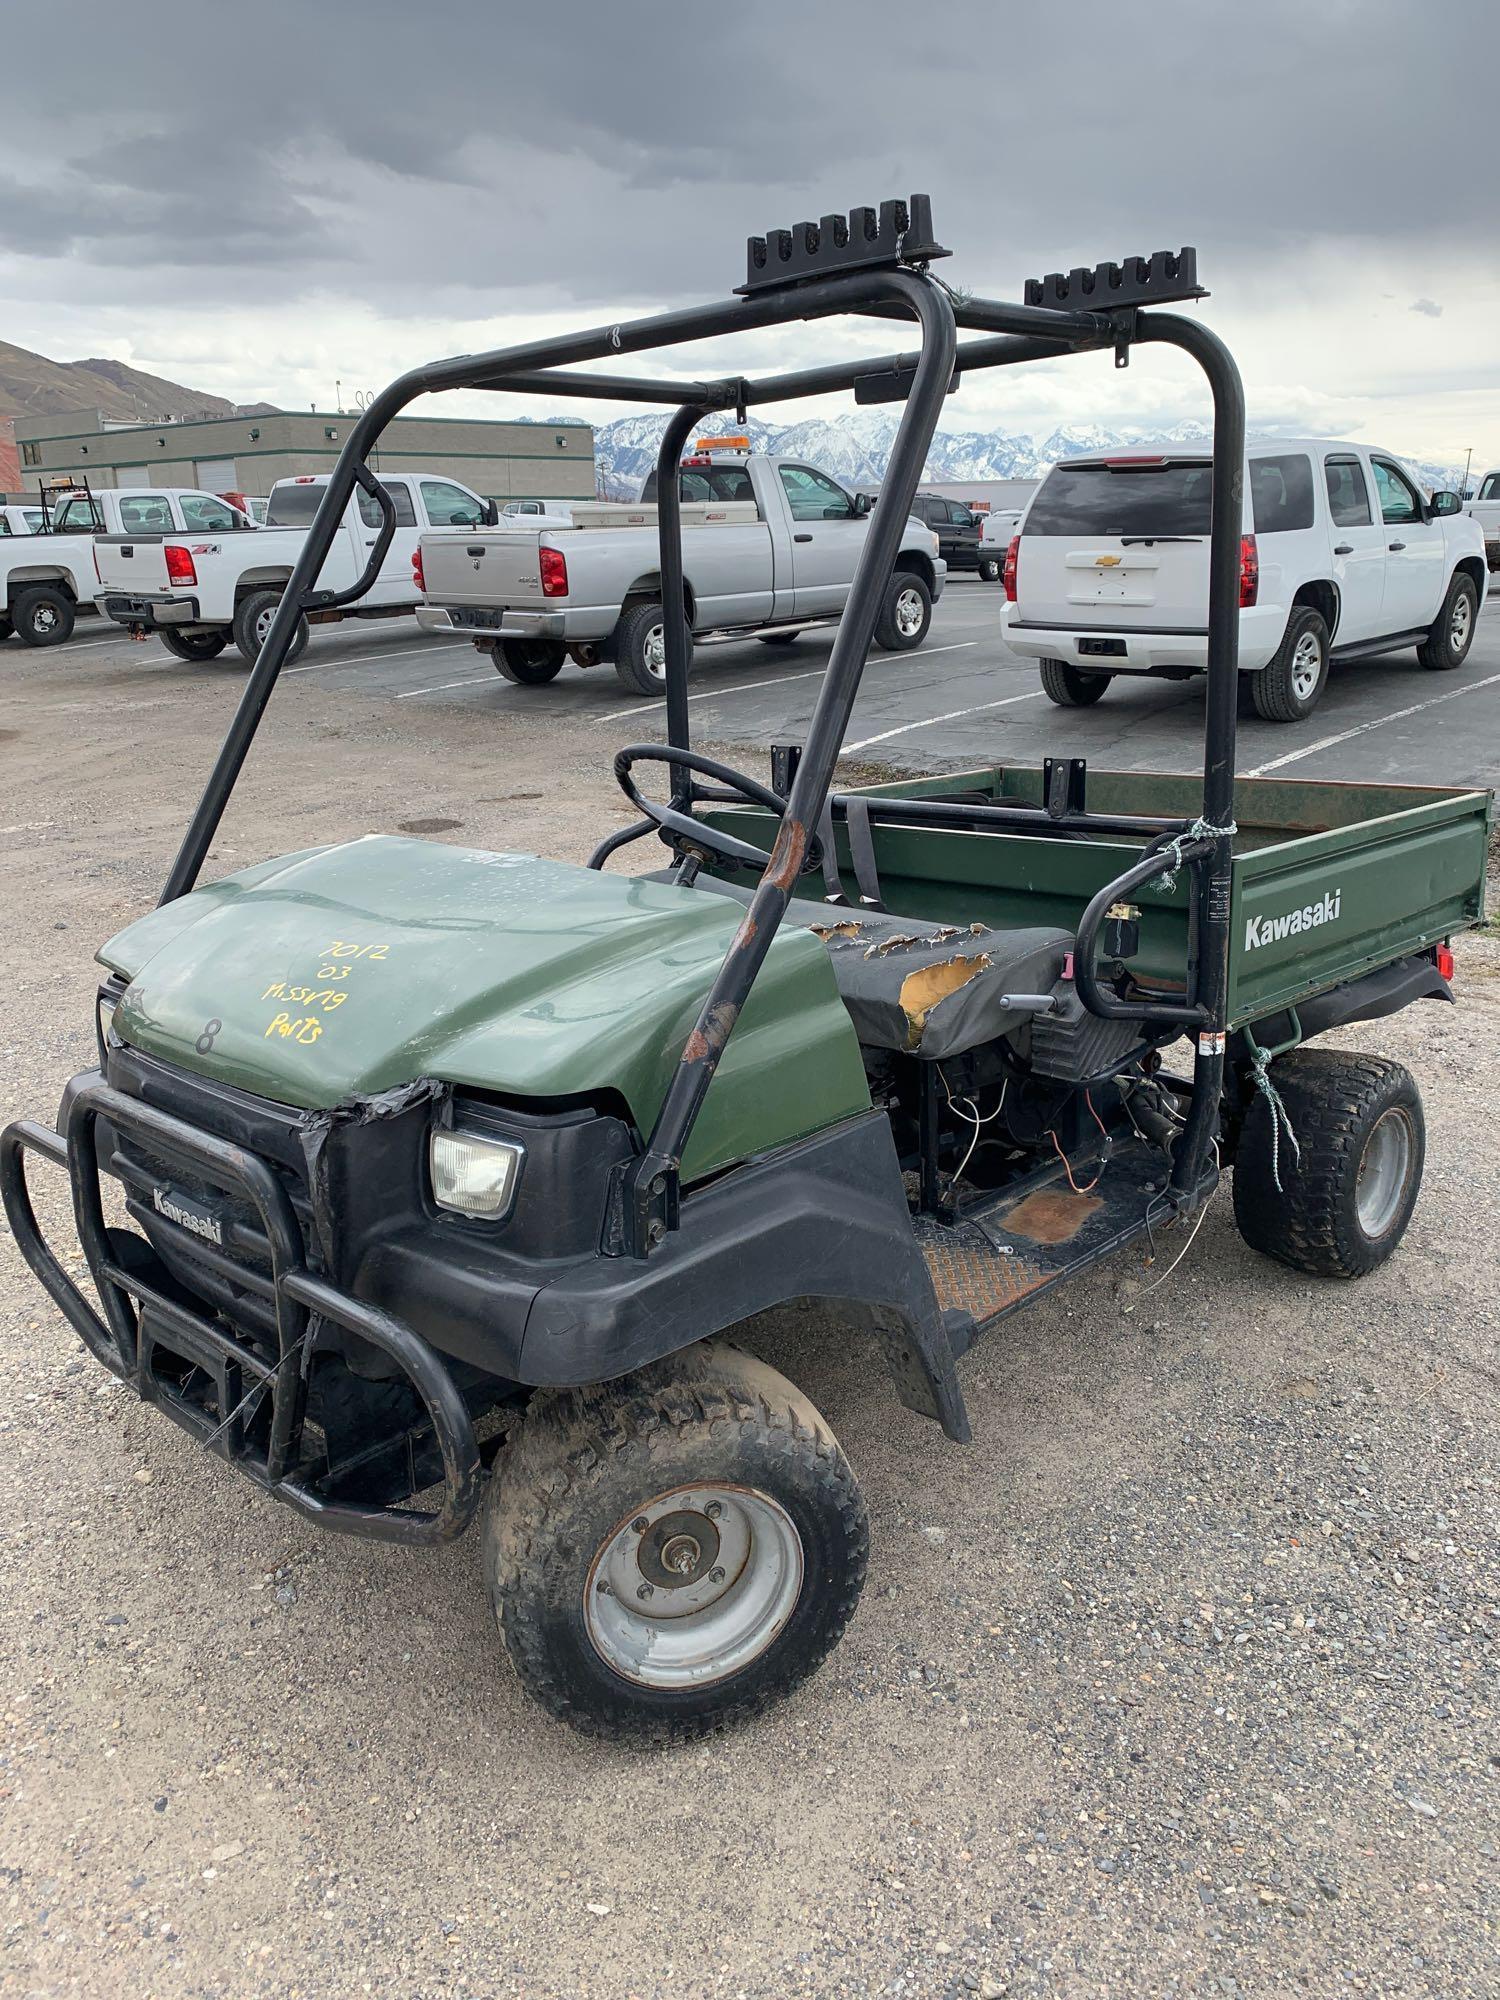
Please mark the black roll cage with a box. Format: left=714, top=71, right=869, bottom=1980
left=158, top=204, right=1245, bottom=1259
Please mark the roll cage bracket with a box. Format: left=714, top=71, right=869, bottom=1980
left=157, top=198, right=1245, bottom=1260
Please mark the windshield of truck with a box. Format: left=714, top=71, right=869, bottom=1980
left=1025, top=460, right=1212, bottom=536
left=1479, top=473, right=1500, bottom=501
left=641, top=465, right=755, bottom=502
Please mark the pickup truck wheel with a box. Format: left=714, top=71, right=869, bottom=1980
left=978, top=556, right=1002, bottom=583
left=613, top=598, right=690, bottom=696
left=12, top=584, right=75, bottom=647
left=1252, top=606, right=1328, bottom=721
left=1039, top=657, right=1110, bottom=706
left=492, top=637, right=566, bottom=684
left=757, top=631, right=800, bottom=646
left=233, top=588, right=309, bottom=666
left=1232, top=1050, right=1424, bottom=1278
left=1416, top=572, right=1478, bottom=670
left=873, top=571, right=932, bottom=651
left=484, top=1340, right=868, bottom=1742
left=160, top=629, right=228, bottom=662
left=0, top=613, right=12, bottom=643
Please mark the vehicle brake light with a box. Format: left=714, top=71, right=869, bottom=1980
left=412, top=546, right=425, bottom=592
left=164, top=543, right=197, bottom=587
left=1436, top=940, right=1455, bottom=980
left=1003, top=535, right=1020, bottom=602
left=539, top=546, right=568, bottom=598
left=1239, top=532, right=1259, bottom=609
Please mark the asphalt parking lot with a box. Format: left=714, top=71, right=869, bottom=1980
left=1, top=602, right=1497, bottom=1999
left=15, top=570, right=1500, bottom=788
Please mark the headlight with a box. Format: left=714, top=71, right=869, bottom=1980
left=930, top=532, right=941, bottom=556
left=430, top=1128, right=524, bottom=1219
left=96, top=990, right=119, bottom=1065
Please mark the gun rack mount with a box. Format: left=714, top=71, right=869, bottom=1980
left=737, top=194, right=950, bottom=294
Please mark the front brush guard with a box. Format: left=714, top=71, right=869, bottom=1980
left=1, top=1079, right=480, bottom=1546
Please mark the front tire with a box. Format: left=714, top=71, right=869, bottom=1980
left=978, top=556, right=1002, bottom=583
left=12, top=584, right=75, bottom=647
left=160, top=628, right=228, bottom=662
left=492, top=637, right=565, bottom=685
left=1232, top=1049, right=1424, bottom=1278
left=1251, top=605, right=1328, bottom=722
left=232, top=588, right=310, bottom=666
left=1416, top=572, right=1478, bottom=671
left=1039, top=656, right=1110, bottom=706
left=873, top=570, right=932, bottom=651
left=757, top=630, right=800, bottom=646
left=484, top=1341, right=868, bottom=1742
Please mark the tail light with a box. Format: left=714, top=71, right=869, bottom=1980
left=163, top=544, right=197, bottom=587
left=1436, top=940, right=1455, bottom=980
left=412, top=546, right=425, bottom=592
left=1239, top=532, right=1259, bottom=608
left=539, top=545, right=568, bottom=598
left=1002, top=535, right=1020, bottom=602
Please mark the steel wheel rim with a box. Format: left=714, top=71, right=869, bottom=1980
left=644, top=621, right=667, bottom=682
left=1291, top=630, right=1323, bottom=700
left=1356, top=1107, right=1414, bottom=1238
left=254, top=606, right=275, bottom=649
left=584, top=1482, right=804, bottom=1690
left=1450, top=590, right=1472, bottom=651
left=895, top=586, right=924, bottom=638
left=33, top=602, right=58, bottom=633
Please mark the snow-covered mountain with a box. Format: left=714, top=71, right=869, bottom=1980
left=587, top=410, right=1460, bottom=500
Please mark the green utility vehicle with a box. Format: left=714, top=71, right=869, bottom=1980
left=4, top=202, right=1490, bottom=1741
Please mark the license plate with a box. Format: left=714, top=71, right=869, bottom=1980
left=450, top=607, right=504, bottom=630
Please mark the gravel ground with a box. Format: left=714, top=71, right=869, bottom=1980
left=1, top=645, right=1496, bottom=1999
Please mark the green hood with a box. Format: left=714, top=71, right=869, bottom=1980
left=101, top=838, right=868, bottom=1179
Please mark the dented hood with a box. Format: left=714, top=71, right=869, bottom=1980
left=100, top=837, right=867, bottom=1179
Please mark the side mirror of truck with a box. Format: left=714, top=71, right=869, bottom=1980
left=853, top=492, right=872, bottom=516
left=1428, top=490, right=1461, bottom=517
left=481, top=498, right=500, bottom=527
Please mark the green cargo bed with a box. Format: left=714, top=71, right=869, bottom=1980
left=702, top=766, right=1491, bottom=1033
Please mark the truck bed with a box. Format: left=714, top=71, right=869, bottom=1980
left=698, top=766, right=1491, bottom=1032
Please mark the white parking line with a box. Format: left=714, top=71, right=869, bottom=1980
left=585, top=641, right=979, bottom=725
left=843, top=686, right=1045, bottom=755
left=282, top=639, right=471, bottom=677
left=395, top=674, right=497, bottom=698
left=1245, top=671, right=1500, bottom=776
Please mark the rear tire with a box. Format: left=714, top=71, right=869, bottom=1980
left=492, top=637, right=565, bottom=684
left=1416, top=572, right=1478, bottom=671
left=160, top=629, right=228, bottom=662
left=873, top=570, right=932, bottom=651
left=1232, top=1049, right=1424, bottom=1278
left=613, top=598, right=690, bottom=696
left=757, top=631, right=800, bottom=646
left=1039, top=657, right=1110, bottom=706
left=12, top=584, right=75, bottom=647
left=232, top=588, right=310, bottom=666
left=1251, top=606, right=1328, bottom=722
left=484, top=1340, right=868, bottom=1743
left=978, top=556, right=1002, bottom=583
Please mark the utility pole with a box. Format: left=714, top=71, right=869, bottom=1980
left=1462, top=447, right=1473, bottom=498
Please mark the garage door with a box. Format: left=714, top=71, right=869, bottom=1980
left=194, top=458, right=237, bottom=491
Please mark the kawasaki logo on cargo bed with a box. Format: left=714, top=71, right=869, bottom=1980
left=1244, top=889, right=1342, bottom=951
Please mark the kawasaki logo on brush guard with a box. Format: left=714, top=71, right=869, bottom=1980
left=1244, top=889, right=1342, bottom=951
left=152, top=1186, right=224, bottom=1246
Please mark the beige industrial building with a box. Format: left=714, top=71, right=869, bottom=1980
left=13, top=408, right=596, bottom=509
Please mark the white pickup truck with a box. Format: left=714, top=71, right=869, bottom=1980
left=1466, top=469, right=1500, bottom=571
left=2, top=485, right=249, bottom=647
left=0, top=503, right=45, bottom=537
left=414, top=452, right=946, bottom=694
left=1001, top=439, right=1487, bottom=722
left=93, top=470, right=495, bottom=664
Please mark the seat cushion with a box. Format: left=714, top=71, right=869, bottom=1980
left=653, top=872, right=1071, bottom=1060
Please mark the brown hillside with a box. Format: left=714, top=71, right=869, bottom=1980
left=0, top=339, right=237, bottom=422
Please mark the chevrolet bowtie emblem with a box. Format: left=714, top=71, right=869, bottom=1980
left=1095, top=554, right=1122, bottom=567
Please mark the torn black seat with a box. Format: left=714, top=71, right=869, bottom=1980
left=660, top=874, right=1070, bottom=1059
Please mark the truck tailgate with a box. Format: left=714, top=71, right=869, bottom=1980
left=94, top=536, right=179, bottom=593
left=420, top=530, right=555, bottom=609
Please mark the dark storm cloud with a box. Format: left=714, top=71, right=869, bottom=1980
left=2, top=0, right=1496, bottom=310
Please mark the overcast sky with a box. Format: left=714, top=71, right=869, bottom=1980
left=4, top=0, right=1497, bottom=465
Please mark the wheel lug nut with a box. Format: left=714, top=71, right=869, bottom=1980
left=637, top=1582, right=654, bottom=1600
left=632, top=1517, right=649, bottom=1534
left=705, top=1502, right=722, bottom=1520
left=708, top=1567, right=725, bottom=1584
left=596, top=1580, right=611, bottom=1596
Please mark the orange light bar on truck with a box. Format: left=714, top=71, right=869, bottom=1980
left=693, top=435, right=751, bottom=453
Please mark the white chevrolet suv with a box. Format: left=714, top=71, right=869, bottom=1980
left=1000, top=440, right=1486, bottom=721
